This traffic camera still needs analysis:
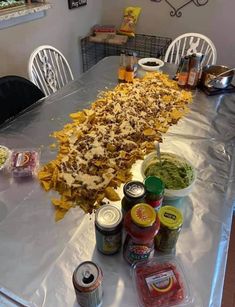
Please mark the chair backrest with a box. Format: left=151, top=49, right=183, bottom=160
left=28, top=45, right=74, bottom=96
left=164, top=33, right=217, bottom=66
left=0, top=75, right=45, bottom=126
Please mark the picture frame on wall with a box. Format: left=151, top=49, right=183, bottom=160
left=68, top=0, right=87, bottom=10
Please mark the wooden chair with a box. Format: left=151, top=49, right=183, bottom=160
left=0, top=75, right=44, bottom=126
left=164, top=33, right=217, bottom=65
left=28, top=45, right=74, bottom=96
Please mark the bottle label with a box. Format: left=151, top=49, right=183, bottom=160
left=188, top=71, right=197, bottom=86
left=124, top=238, right=153, bottom=263
left=145, top=269, right=180, bottom=297
left=147, top=198, right=163, bottom=211
left=96, top=231, right=122, bottom=254
left=177, top=73, right=188, bottom=86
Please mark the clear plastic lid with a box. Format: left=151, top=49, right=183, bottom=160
left=132, top=256, right=193, bottom=307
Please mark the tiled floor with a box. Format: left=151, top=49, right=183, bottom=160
left=222, top=215, right=235, bottom=307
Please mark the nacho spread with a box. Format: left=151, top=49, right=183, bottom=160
left=38, top=72, right=192, bottom=221
left=144, top=156, right=194, bottom=189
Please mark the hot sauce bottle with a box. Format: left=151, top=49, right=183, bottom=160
left=125, top=51, right=134, bottom=83
left=177, top=56, right=190, bottom=88
left=123, top=203, right=160, bottom=265
left=118, top=50, right=126, bottom=83
left=187, top=53, right=201, bottom=90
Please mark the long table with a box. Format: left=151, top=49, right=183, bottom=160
left=0, top=57, right=234, bottom=307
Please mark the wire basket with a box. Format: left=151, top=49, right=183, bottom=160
left=81, top=34, right=172, bottom=72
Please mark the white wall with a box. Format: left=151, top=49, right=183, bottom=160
left=101, top=0, right=235, bottom=67
left=1, top=0, right=234, bottom=79
left=0, top=0, right=103, bottom=78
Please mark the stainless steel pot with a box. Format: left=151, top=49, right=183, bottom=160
left=201, top=65, right=234, bottom=89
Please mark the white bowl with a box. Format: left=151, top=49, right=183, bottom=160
left=138, top=57, right=164, bottom=72
left=141, top=152, right=196, bottom=200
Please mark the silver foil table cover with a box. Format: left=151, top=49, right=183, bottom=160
left=0, top=57, right=234, bottom=307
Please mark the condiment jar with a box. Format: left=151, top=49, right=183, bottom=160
left=123, top=203, right=160, bottom=264
left=95, top=205, right=123, bottom=255
left=121, top=181, right=146, bottom=216
left=144, top=176, right=164, bottom=212
left=155, top=205, right=183, bottom=253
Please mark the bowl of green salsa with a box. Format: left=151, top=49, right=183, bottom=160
left=141, top=152, right=196, bottom=199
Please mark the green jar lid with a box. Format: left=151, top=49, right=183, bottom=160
left=144, top=176, right=164, bottom=195
left=158, top=206, right=183, bottom=230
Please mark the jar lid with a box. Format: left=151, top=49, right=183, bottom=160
left=144, top=176, right=164, bottom=195
left=123, top=181, right=146, bottom=200
left=131, top=203, right=156, bottom=228
left=158, top=206, right=183, bottom=230
left=95, top=205, right=122, bottom=231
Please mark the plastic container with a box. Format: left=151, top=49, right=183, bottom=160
left=0, top=145, right=11, bottom=171
left=132, top=256, right=193, bottom=307
left=141, top=152, right=196, bottom=203
left=9, top=149, right=40, bottom=178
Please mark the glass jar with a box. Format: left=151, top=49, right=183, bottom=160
left=155, top=205, right=183, bottom=253
left=121, top=181, right=146, bottom=216
left=95, top=205, right=123, bottom=255
left=123, top=203, right=160, bottom=264
left=144, top=176, right=164, bottom=212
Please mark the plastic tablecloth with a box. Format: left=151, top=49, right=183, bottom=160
left=0, top=57, right=235, bottom=307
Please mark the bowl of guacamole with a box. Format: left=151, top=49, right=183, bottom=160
left=141, top=152, right=196, bottom=199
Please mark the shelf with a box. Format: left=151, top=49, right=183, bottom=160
left=0, top=2, right=51, bottom=29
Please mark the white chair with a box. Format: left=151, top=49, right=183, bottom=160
left=164, top=33, right=217, bottom=66
left=28, top=45, right=74, bottom=96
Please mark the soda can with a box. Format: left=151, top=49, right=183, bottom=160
left=73, top=261, right=103, bottom=307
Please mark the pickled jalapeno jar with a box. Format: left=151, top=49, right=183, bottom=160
left=121, top=181, right=146, bottom=216
left=123, top=203, right=160, bottom=265
left=144, top=176, right=164, bottom=212
left=155, top=206, right=183, bottom=253
left=95, top=205, right=123, bottom=255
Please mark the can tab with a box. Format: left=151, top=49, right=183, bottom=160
left=82, top=269, right=94, bottom=284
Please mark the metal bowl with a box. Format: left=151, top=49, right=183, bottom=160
left=201, top=65, right=234, bottom=89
